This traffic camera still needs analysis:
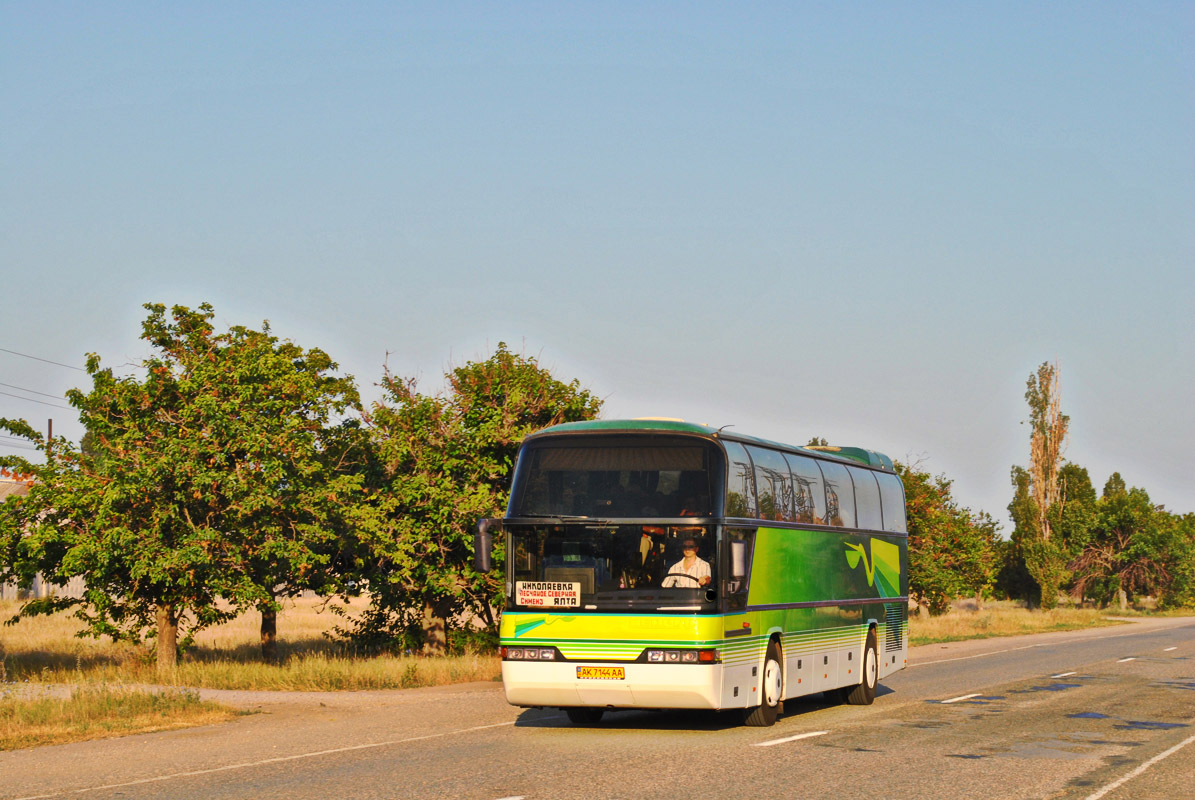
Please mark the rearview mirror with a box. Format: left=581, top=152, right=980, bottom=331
left=474, top=518, right=498, bottom=573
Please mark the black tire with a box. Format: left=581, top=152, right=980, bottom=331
left=840, top=629, right=878, bottom=705
left=565, top=707, right=605, bottom=725
left=744, top=640, right=783, bottom=727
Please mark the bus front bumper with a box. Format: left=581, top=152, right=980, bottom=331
left=502, top=661, right=722, bottom=710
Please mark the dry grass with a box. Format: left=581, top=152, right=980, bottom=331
left=0, top=685, right=239, bottom=750
left=0, top=596, right=500, bottom=691
left=907, top=600, right=1127, bottom=646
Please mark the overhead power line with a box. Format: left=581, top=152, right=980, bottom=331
left=0, top=390, right=70, bottom=409
left=0, top=381, right=66, bottom=400
left=0, top=347, right=86, bottom=372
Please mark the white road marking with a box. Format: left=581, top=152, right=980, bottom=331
left=10, top=720, right=517, bottom=800
left=1083, top=732, right=1195, bottom=800
left=1164, top=646, right=1177, bottom=652
left=941, top=693, right=981, bottom=704
left=1052, top=671, right=1078, bottom=678
left=754, top=730, right=829, bottom=747
left=1117, top=657, right=1136, bottom=663
left=495, top=796, right=526, bottom=800
left=911, top=641, right=1053, bottom=665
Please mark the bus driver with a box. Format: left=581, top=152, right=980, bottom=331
left=661, top=538, right=712, bottom=587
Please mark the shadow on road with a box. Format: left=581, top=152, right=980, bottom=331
left=513, top=687, right=893, bottom=731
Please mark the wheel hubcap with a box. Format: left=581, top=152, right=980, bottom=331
left=865, top=647, right=877, bottom=688
left=764, top=659, right=782, bottom=705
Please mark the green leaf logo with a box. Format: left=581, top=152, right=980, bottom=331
left=844, top=542, right=875, bottom=586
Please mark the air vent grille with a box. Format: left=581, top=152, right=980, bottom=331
left=884, top=603, right=904, bottom=652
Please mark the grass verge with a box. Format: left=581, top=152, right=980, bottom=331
left=908, top=604, right=1129, bottom=646
left=0, top=685, right=240, bottom=750
left=1, top=597, right=501, bottom=691
left=9, top=652, right=503, bottom=692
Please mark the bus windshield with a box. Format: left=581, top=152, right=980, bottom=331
left=507, top=523, right=718, bottom=613
left=510, top=438, right=720, bottom=518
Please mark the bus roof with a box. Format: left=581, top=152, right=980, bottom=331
left=525, top=419, right=895, bottom=471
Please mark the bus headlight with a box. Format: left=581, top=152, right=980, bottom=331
left=643, top=648, right=720, bottom=664
left=502, top=647, right=560, bottom=661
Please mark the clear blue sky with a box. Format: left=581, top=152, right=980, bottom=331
left=3, top=3, right=1192, bottom=525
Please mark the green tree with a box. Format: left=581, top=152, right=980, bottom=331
left=1009, top=361, right=1073, bottom=609
left=0, top=303, right=363, bottom=673
left=1069, top=475, right=1182, bottom=610
left=1162, top=513, right=1195, bottom=608
left=896, top=462, right=1000, bottom=615
left=351, top=343, right=600, bottom=655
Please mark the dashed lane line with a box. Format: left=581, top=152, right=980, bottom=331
left=754, top=730, right=829, bottom=747
left=1052, top=671, right=1078, bottom=678
left=1116, top=657, right=1137, bottom=663
left=940, top=693, right=981, bottom=704
left=11, top=720, right=518, bottom=800
left=1164, top=646, right=1177, bottom=652
left=910, top=622, right=1194, bottom=668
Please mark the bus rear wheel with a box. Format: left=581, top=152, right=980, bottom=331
left=744, top=640, right=783, bottom=727
left=840, top=630, right=878, bottom=705
left=565, top=707, right=605, bottom=725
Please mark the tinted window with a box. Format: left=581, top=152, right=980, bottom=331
left=817, top=460, right=856, bottom=528
left=747, top=446, right=795, bottom=522
left=848, top=466, right=883, bottom=531
left=784, top=453, right=827, bottom=525
left=876, top=472, right=908, bottom=533
left=513, top=440, right=717, bottom=517
left=722, top=441, right=756, bottom=518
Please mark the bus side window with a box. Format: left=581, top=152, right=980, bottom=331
left=785, top=453, right=827, bottom=525
left=722, top=441, right=757, bottom=518
left=817, top=460, right=856, bottom=528
left=747, top=446, right=795, bottom=522
left=876, top=472, right=908, bottom=533
left=848, top=466, right=883, bottom=531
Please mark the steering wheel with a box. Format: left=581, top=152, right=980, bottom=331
left=664, top=571, right=702, bottom=586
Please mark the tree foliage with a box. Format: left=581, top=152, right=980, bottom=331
left=1069, top=475, right=1189, bottom=610
left=348, top=343, right=601, bottom=654
left=0, top=303, right=362, bottom=672
left=896, top=461, right=1000, bottom=615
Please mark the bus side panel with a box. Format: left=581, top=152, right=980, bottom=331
left=744, top=526, right=908, bottom=698
left=747, top=527, right=905, bottom=610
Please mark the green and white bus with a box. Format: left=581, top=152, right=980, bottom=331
left=474, top=419, right=908, bottom=726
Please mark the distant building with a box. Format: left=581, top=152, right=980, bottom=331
left=0, top=472, right=84, bottom=600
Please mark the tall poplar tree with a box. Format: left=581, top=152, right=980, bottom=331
left=1009, top=361, right=1072, bottom=609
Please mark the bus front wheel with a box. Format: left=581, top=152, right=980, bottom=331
left=840, top=630, right=878, bottom=705
left=744, top=640, right=782, bottom=727
left=565, top=707, right=605, bottom=725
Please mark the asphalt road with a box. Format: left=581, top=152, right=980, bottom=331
left=3, top=616, right=1193, bottom=800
